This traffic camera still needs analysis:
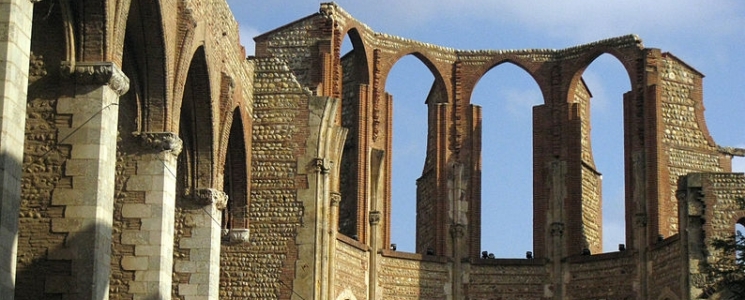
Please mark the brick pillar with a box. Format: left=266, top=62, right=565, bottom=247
left=50, top=61, right=129, bottom=299
left=0, top=0, right=33, bottom=298
left=175, top=188, right=226, bottom=299
left=119, top=132, right=182, bottom=298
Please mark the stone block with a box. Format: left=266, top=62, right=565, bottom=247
left=64, top=205, right=97, bottom=218
left=50, top=218, right=83, bottom=233
left=179, top=283, right=198, bottom=296
left=127, top=281, right=147, bottom=294
left=121, top=230, right=149, bottom=245
left=175, top=261, right=197, bottom=273
left=44, top=275, right=71, bottom=294
left=51, top=188, right=84, bottom=205
left=121, top=256, right=149, bottom=271
left=134, top=245, right=159, bottom=257
left=122, top=203, right=151, bottom=218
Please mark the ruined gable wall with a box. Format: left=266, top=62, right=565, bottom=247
left=658, top=55, right=724, bottom=238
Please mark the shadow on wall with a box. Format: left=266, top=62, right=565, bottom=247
left=14, top=221, right=166, bottom=300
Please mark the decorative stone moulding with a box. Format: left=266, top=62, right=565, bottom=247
left=228, top=228, right=250, bottom=244
left=193, top=188, right=229, bottom=209
left=369, top=211, right=381, bottom=225
left=550, top=222, right=564, bottom=237
left=133, top=132, right=183, bottom=155
left=60, top=61, right=130, bottom=95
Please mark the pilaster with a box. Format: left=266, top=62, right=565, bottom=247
left=174, top=188, right=226, bottom=300
left=49, top=61, right=128, bottom=300
left=0, top=0, right=33, bottom=298
left=118, top=132, right=181, bottom=299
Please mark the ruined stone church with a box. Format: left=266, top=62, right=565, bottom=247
left=0, top=1, right=743, bottom=299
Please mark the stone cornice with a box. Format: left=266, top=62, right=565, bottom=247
left=61, top=61, right=130, bottom=96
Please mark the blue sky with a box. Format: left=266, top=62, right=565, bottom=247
left=227, top=1, right=745, bottom=256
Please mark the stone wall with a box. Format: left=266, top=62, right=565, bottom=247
left=649, top=236, right=683, bottom=299
left=565, top=254, right=637, bottom=299
left=659, top=55, right=724, bottom=238
left=467, top=261, right=547, bottom=299
left=575, top=78, right=603, bottom=254
left=333, top=239, right=369, bottom=300
left=379, top=255, right=450, bottom=299
left=240, top=57, right=310, bottom=298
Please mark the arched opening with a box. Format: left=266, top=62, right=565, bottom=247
left=337, top=29, right=369, bottom=241
left=472, top=62, right=541, bottom=258
left=387, top=54, right=436, bottom=253
left=736, top=221, right=745, bottom=265
left=579, top=53, right=630, bottom=253
left=222, top=109, right=249, bottom=233
left=176, top=48, right=213, bottom=191
left=173, top=46, right=215, bottom=298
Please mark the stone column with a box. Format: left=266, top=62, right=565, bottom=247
left=0, top=0, right=33, bottom=298
left=327, top=192, right=341, bottom=299
left=120, top=132, right=181, bottom=299
left=368, top=210, right=381, bottom=300
left=49, top=61, right=128, bottom=299
left=174, top=188, right=226, bottom=300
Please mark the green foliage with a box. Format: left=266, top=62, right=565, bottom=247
left=706, top=230, right=745, bottom=298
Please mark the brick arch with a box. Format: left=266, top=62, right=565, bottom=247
left=565, top=47, right=637, bottom=105
left=464, top=59, right=544, bottom=106
left=177, top=46, right=215, bottom=190
left=119, top=0, right=168, bottom=131
left=221, top=108, right=249, bottom=230
left=563, top=48, right=636, bottom=254
left=69, top=0, right=115, bottom=61
left=339, top=27, right=371, bottom=85
left=380, top=50, right=450, bottom=103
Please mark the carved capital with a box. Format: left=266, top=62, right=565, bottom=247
left=634, top=213, right=648, bottom=227
left=61, top=61, right=130, bottom=96
left=550, top=222, right=564, bottom=237
left=369, top=211, right=382, bottom=225
left=450, top=224, right=466, bottom=238
left=330, top=192, right=341, bottom=206
left=313, top=158, right=330, bottom=174
left=193, top=188, right=228, bottom=210
left=133, top=132, right=183, bottom=156
left=227, top=228, right=250, bottom=244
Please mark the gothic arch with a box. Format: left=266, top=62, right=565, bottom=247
left=381, top=50, right=449, bottom=103
left=119, top=0, right=168, bottom=131
left=465, top=59, right=543, bottom=106
left=221, top=108, right=250, bottom=231
left=566, top=47, right=636, bottom=105
left=177, top=46, right=215, bottom=190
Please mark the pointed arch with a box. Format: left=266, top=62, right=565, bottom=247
left=177, top=46, right=214, bottom=191
left=222, top=108, right=249, bottom=231
left=566, top=52, right=632, bottom=254
left=471, top=61, right=542, bottom=258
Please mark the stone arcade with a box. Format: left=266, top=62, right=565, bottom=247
left=0, top=1, right=743, bottom=299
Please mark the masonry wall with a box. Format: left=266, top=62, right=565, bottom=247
left=241, top=57, right=310, bottom=298
left=648, top=236, right=683, bottom=299
left=564, top=254, right=637, bottom=299
left=15, top=3, right=71, bottom=298
left=467, top=261, right=547, bottom=299
left=333, top=238, right=369, bottom=300
left=379, top=255, right=450, bottom=299
left=575, top=79, right=603, bottom=254
left=658, top=55, right=725, bottom=239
